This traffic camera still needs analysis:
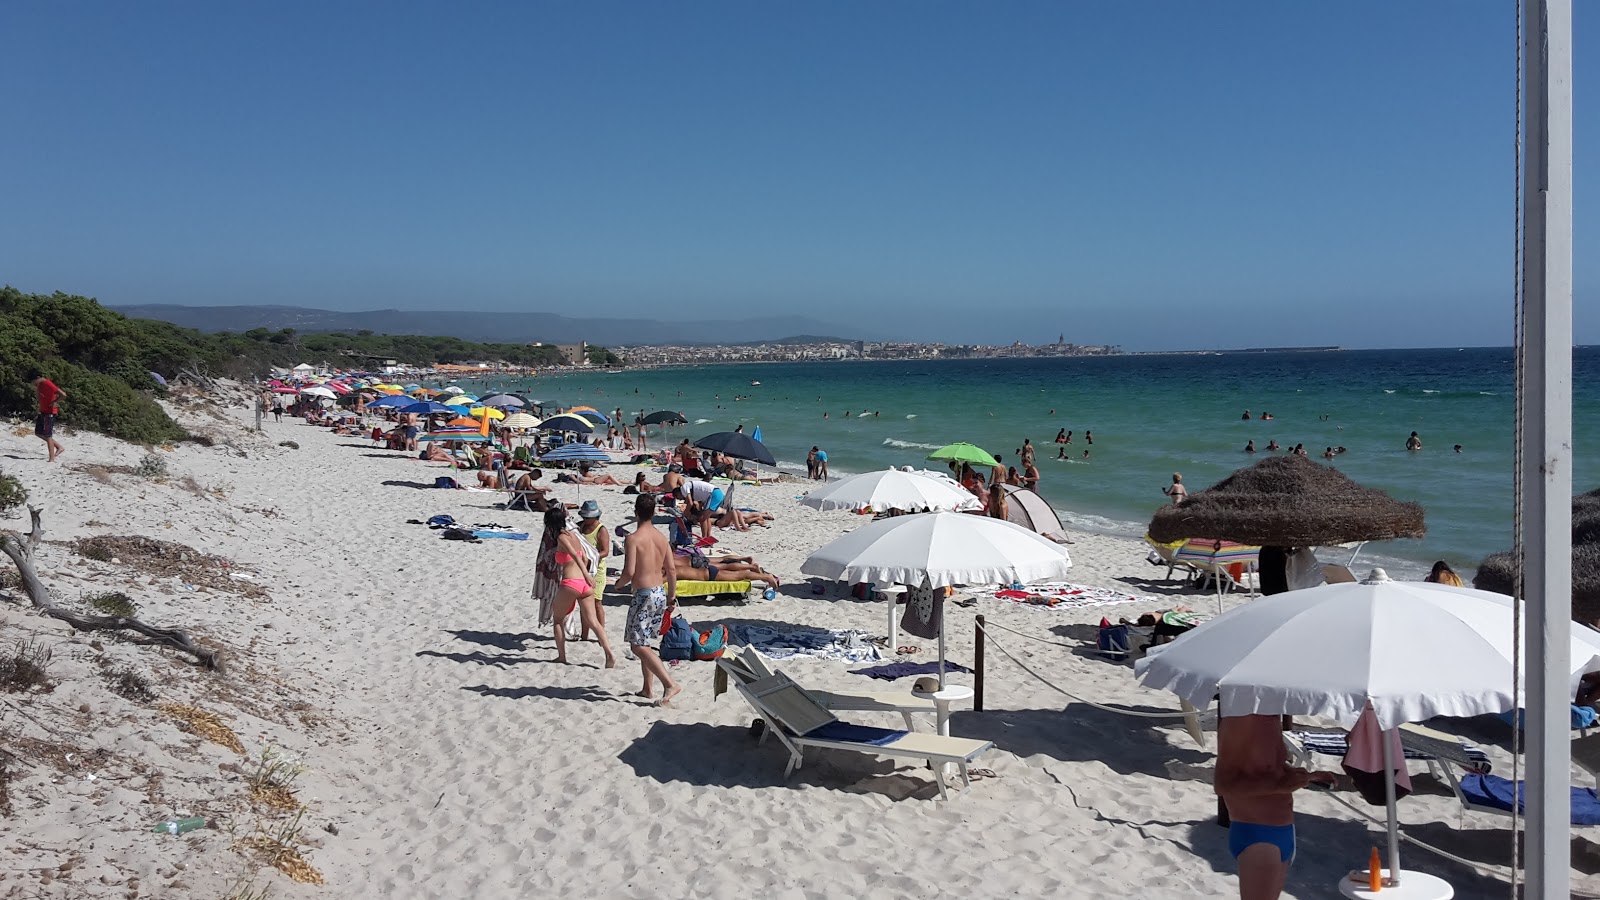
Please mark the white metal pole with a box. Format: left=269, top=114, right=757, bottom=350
left=1381, top=731, right=1402, bottom=885
left=1520, top=1, right=1573, bottom=896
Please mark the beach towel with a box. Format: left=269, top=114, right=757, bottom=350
left=851, top=660, right=974, bottom=681
left=900, top=583, right=943, bottom=640
left=1458, top=774, right=1600, bottom=826
left=1342, top=705, right=1411, bottom=805
left=729, top=624, right=882, bottom=663
left=991, top=582, right=1148, bottom=610
left=472, top=531, right=529, bottom=540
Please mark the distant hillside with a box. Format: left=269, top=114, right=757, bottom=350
left=112, top=304, right=859, bottom=347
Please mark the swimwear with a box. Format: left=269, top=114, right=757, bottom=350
left=1227, top=822, right=1295, bottom=864
left=34, top=414, right=53, bottom=439
left=706, top=564, right=719, bottom=580
left=625, top=585, right=669, bottom=645
left=560, top=577, right=590, bottom=594
left=555, top=550, right=575, bottom=565
left=706, top=488, right=725, bottom=512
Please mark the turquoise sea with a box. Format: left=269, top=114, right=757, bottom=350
left=452, top=348, right=1600, bottom=578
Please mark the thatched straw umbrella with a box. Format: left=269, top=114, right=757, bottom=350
left=1149, top=455, right=1427, bottom=547
left=1473, top=488, right=1600, bottom=627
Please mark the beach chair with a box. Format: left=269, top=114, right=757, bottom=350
left=731, top=671, right=993, bottom=799
left=1283, top=725, right=1494, bottom=782
left=716, top=647, right=935, bottom=730
left=1322, top=563, right=1358, bottom=584
left=1441, top=772, right=1600, bottom=826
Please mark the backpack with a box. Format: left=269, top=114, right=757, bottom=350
left=659, top=615, right=695, bottom=661
left=1096, top=617, right=1131, bottom=659
left=691, top=624, right=729, bottom=660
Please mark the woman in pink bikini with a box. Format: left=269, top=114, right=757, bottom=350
left=545, top=506, right=616, bottom=668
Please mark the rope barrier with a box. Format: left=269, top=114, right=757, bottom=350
left=973, top=621, right=1198, bottom=720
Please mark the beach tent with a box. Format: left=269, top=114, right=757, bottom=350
left=996, top=485, right=1070, bottom=544
left=292, top=363, right=315, bottom=376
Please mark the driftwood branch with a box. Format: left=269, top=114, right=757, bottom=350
left=0, top=507, right=221, bottom=670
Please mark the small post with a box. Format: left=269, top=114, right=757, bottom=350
left=974, top=614, right=985, bottom=711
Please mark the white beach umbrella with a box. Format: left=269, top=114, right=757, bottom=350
left=800, top=511, right=1071, bottom=589
left=799, top=468, right=980, bottom=513
left=501, top=413, right=541, bottom=430
left=802, top=511, right=1072, bottom=691
left=299, top=386, right=337, bottom=399
left=1133, top=570, right=1600, bottom=893
left=1134, top=572, right=1600, bottom=728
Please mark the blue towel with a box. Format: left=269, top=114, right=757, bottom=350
left=850, top=660, right=973, bottom=681
left=805, top=721, right=907, bottom=746
left=472, top=531, right=529, bottom=540
left=1459, top=774, right=1600, bottom=826
left=1498, top=705, right=1599, bottom=731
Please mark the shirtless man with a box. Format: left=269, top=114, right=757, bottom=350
left=657, top=463, right=686, bottom=497
left=614, top=494, right=680, bottom=706
left=1214, top=714, right=1333, bottom=900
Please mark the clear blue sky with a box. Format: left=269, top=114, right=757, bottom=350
left=1, top=2, right=1592, bottom=350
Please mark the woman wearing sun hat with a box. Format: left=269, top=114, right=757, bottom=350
left=576, top=500, right=612, bottom=640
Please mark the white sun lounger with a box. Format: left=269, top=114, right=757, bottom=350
left=716, top=647, right=935, bottom=730
left=732, top=672, right=994, bottom=800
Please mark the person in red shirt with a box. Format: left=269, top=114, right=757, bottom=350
left=29, top=370, right=66, bottom=462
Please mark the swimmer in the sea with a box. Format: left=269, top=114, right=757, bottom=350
left=1245, top=439, right=1256, bottom=453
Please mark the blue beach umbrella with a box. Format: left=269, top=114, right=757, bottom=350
left=540, top=444, right=611, bottom=463
left=399, top=400, right=462, bottom=416
left=366, top=395, right=415, bottom=409
left=751, top=425, right=762, bottom=443
left=573, top=409, right=610, bottom=424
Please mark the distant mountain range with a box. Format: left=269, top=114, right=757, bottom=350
left=111, top=304, right=862, bottom=347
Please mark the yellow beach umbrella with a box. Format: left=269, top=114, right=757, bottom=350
left=470, top=406, right=505, bottom=420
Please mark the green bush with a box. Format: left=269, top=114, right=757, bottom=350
left=134, top=453, right=169, bottom=479
left=0, top=472, right=25, bottom=514
left=53, top=368, right=186, bottom=446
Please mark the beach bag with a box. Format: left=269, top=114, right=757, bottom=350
left=691, top=624, right=730, bottom=660
left=434, top=476, right=459, bottom=489
left=1096, top=617, right=1131, bottom=659
left=659, top=615, right=694, bottom=661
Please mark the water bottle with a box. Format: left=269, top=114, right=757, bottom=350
left=152, top=817, right=206, bottom=835
left=763, top=588, right=776, bottom=601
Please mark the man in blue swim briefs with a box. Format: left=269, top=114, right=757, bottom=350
left=1214, top=713, right=1334, bottom=899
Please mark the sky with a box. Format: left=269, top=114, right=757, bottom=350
left=0, top=2, right=1593, bottom=351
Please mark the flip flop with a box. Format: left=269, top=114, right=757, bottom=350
left=896, top=645, right=921, bottom=655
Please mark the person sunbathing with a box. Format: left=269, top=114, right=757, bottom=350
left=575, top=463, right=623, bottom=486
left=715, top=503, right=773, bottom=530
left=423, top=444, right=453, bottom=463
left=671, top=551, right=778, bottom=588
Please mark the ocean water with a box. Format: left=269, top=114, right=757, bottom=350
left=450, top=348, right=1600, bottom=577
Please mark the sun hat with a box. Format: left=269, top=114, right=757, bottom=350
left=578, top=500, right=602, bottom=519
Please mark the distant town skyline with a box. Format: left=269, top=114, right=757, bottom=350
left=1, top=3, right=1594, bottom=351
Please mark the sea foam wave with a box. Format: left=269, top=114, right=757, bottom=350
left=882, top=438, right=943, bottom=451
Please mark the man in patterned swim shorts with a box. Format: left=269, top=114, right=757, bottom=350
left=615, top=493, right=680, bottom=706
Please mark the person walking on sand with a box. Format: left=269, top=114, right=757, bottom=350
left=543, top=506, right=616, bottom=668
left=615, top=493, right=680, bottom=706
left=272, top=395, right=284, bottom=423
left=1215, top=713, right=1334, bottom=900
left=1162, top=472, right=1187, bottom=504
left=29, top=370, right=65, bottom=462
left=575, top=500, right=612, bottom=641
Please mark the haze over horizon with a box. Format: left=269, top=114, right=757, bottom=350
left=2, top=2, right=1594, bottom=352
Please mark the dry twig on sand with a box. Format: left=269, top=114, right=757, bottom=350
left=1, top=507, right=223, bottom=668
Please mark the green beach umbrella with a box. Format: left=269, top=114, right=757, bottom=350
left=926, top=442, right=999, bottom=469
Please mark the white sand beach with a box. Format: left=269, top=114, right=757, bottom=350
left=0, top=396, right=1594, bottom=899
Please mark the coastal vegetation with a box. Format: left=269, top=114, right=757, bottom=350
left=0, top=286, right=618, bottom=444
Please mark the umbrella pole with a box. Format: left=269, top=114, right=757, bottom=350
left=937, top=604, right=947, bottom=690
left=1382, top=729, right=1402, bottom=886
